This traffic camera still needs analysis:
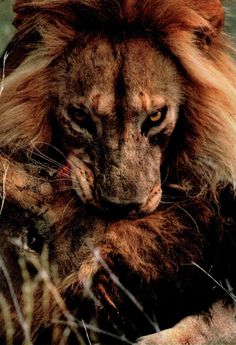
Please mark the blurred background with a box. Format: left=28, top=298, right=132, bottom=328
left=0, top=0, right=236, bottom=54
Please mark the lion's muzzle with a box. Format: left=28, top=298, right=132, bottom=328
left=69, top=148, right=162, bottom=215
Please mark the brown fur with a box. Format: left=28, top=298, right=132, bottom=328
left=1, top=0, right=236, bottom=344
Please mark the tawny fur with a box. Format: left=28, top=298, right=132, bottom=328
left=0, top=1, right=236, bottom=345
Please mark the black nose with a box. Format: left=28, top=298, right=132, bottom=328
left=100, top=198, right=141, bottom=215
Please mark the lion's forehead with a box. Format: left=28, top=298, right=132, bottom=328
left=57, top=36, right=182, bottom=115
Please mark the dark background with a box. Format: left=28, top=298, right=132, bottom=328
left=0, top=0, right=236, bottom=53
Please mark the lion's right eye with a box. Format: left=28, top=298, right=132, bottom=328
left=67, top=105, right=96, bottom=135
left=68, top=105, right=87, bottom=122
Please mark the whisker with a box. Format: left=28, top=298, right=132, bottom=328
left=161, top=164, right=170, bottom=186
left=176, top=204, right=200, bottom=233
left=29, top=142, right=68, bottom=166
left=61, top=196, right=77, bottom=219
left=27, top=150, right=64, bottom=170
left=1, top=159, right=55, bottom=183
left=190, top=262, right=236, bottom=303
left=29, top=141, right=84, bottom=172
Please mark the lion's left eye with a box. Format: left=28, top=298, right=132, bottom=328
left=142, top=106, right=168, bottom=135
left=149, top=106, right=168, bottom=123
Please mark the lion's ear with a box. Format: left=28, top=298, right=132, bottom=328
left=3, top=1, right=42, bottom=74
left=194, top=0, right=225, bottom=31
left=192, top=0, right=225, bottom=47
left=13, top=0, right=34, bottom=29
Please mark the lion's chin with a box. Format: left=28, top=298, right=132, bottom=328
left=139, top=183, right=162, bottom=215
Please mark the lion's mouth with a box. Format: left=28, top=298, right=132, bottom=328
left=68, top=155, right=162, bottom=216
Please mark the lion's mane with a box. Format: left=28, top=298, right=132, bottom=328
left=1, top=0, right=236, bottom=344
left=1, top=0, right=236, bottom=198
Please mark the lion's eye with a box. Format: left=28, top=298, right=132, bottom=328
left=67, top=105, right=96, bottom=135
left=149, top=106, right=167, bottom=124
left=141, top=106, right=168, bottom=135
left=68, top=105, right=87, bottom=121
left=149, top=111, right=162, bottom=122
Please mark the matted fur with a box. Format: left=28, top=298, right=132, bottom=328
left=1, top=0, right=236, bottom=344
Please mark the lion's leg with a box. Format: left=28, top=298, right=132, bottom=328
left=0, top=157, right=76, bottom=226
left=135, top=301, right=236, bottom=345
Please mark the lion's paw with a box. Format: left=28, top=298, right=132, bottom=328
left=134, top=303, right=236, bottom=345
left=135, top=326, right=206, bottom=345
left=134, top=309, right=213, bottom=345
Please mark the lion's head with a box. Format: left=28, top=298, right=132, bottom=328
left=1, top=0, right=236, bottom=216
left=53, top=36, right=182, bottom=214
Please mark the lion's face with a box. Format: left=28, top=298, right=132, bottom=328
left=52, top=35, right=183, bottom=215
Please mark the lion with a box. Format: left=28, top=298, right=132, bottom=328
left=0, top=0, right=236, bottom=344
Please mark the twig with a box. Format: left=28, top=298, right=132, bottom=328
left=0, top=51, right=9, bottom=97
left=0, top=256, right=32, bottom=345
left=82, top=319, right=93, bottom=345
left=88, top=244, right=160, bottom=332
left=0, top=159, right=9, bottom=214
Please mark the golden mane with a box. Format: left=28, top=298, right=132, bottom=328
left=1, top=2, right=236, bottom=343
left=1, top=0, right=236, bottom=200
